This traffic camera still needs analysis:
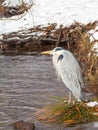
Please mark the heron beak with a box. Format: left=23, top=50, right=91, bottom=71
left=41, top=50, right=52, bottom=55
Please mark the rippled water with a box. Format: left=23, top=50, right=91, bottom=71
left=0, top=52, right=98, bottom=130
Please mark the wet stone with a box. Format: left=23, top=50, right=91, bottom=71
left=12, top=120, right=35, bottom=130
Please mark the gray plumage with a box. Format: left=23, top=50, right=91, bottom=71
left=51, top=47, right=83, bottom=101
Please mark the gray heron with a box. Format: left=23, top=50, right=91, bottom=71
left=41, top=47, right=83, bottom=102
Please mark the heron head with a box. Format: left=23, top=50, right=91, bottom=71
left=41, top=47, right=64, bottom=55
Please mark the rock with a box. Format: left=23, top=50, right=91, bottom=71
left=12, top=120, right=35, bottom=130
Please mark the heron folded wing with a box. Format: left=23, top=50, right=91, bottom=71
left=57, top=54, right=64, bottom=62
left=55, top=55, right=83, bottom=100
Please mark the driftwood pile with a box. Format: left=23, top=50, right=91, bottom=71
left=0, top=21, right=97, bottom=51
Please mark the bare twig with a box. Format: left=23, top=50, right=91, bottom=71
left=55, top=25, right=62, bottom=47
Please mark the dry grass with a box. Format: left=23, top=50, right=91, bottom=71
left=59, top=21, right=98, bottom=84
left=35, top=100, right=98, bottom=126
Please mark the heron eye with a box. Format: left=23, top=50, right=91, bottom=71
left=55, top=47, right=62, bottom=51
left=57, top=54, right=64, bottom=62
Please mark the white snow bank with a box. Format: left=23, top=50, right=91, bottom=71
left=2, top=0, right=33, bottom=7
left=0, top=0, right=98, bottom=34
left=0, top=0, right=98, bottom=53
left=32, top=0, right=98, bottom=26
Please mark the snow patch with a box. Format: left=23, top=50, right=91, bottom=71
left=86, top=101, right=98, bottom=107
left=2, top=0, right=33, bottom=7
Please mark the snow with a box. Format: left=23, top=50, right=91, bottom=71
left=0, top=0, right=98, bottom=51
left=33, top=0, right=98, bottom=26
left=86, top=101, right=98, bottom=107
left=2, top=0, right=33, bottom=6
left=89, top=27, right=98, bottom=52
left=94, top=122, right=98, bottom=128
left=0, top=0, right=98, bottom=34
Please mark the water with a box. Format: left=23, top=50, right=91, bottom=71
left=0, top=52, right=98, bottom=130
